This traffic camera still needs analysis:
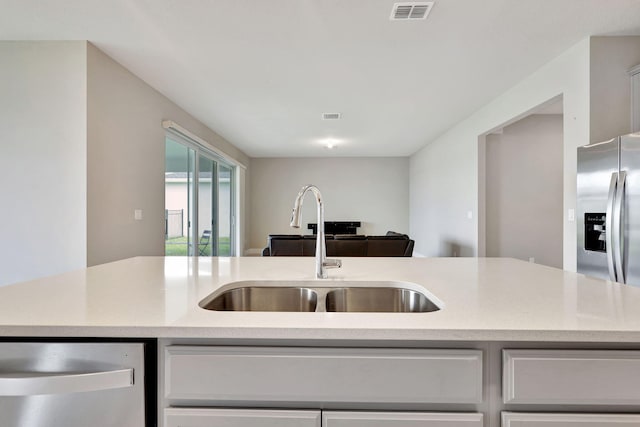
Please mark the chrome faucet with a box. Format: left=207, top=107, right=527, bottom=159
left=290, top=185, right=342, bottom=279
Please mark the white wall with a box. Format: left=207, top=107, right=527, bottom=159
left=87, top=43, right=250, bottom=266
left=410, top=38, right=590, bottom=268
left=486, top=114, right=564, bottom=268
left=0, top=41, right=87, bottom=286
left=249, top=157, right=409, bottom=250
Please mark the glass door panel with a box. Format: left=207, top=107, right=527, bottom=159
left=165, top=138, right=195, bottom=256
left=198, top=155, right=216, bottom=256
left=218, top=164, right=233, bottom=256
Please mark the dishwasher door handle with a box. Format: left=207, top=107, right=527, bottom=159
left=0, top=368, right=134, bottom=396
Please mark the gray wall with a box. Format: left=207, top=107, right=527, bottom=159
left=0, top=41, right=87, bottom=286
left=410, top=38, right=590, bottom=264
left=249, top=157, right=409, bottom=250
left=87, top=43, right=250, bottom=266
left=486, top=114, right=564, bottom=268
left=0, top=41, right=250, bottom=284
left=409, top=36, right=640, bottom=267
left=590, top=36, right=640, bottom=143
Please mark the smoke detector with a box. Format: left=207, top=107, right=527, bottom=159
left=390, top=2, right=434, bottom=20
left=322, top=112, right=341, bottom=120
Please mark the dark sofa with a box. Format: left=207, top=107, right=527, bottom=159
left=262, top=232, right=414, bottom=257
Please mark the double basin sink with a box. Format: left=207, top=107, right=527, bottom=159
left=199, top=281, right=441, bottom=313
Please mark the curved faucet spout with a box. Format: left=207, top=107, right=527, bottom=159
left=290, top=185, right=322, bottom=228
left=290, top=185, right=341, bottom=279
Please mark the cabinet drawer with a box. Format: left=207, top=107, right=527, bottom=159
left=165, top=346, right=483, bottom=405
left=503, top=349, right=640, bottom=405
left=502, top=412, right=640, bottom=426
left=165, top=408, right=321, bottom=427
left=323, top=411, right=483, bottom=427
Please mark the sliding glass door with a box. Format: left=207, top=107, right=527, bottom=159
left=197, top=155, right=216, bottom=256
left=218, top=164, right=233, bottom=256
left=165, top=139, right=195, bottom=255
left=165, top=134, right=235, bottom=256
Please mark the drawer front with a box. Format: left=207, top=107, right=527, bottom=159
left=323, top=411, right=483, bottom=427
left=502, top=412, right=640, bottom=426
left=165, top=346, right=483, bottom=404
left=165, top=408, right=321, bottom=427
left=503, top=349, right=640, bottom=405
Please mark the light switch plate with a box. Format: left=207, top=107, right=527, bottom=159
left=134, top=209, right=143, bottom=220
left=568, top=208, right=575, bottom=222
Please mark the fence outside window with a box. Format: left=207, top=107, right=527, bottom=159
left=165, top=209, right=184, bottom=239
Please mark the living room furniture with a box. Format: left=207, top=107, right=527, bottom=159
left=306, top=221, right=362, bottom=235
left=262, top=232, right=414, bottom=257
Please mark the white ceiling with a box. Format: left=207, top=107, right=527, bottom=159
left=2, top=1, right=640, bottom=157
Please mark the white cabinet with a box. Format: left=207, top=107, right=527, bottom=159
left=502, top=412, right=640, bottom=426
left=503, top=349, right=640, bottom=427
left=165, top=409, right=483, bottom=427
left=164, top=408, right=321, bottom=427
left=159, top=343, right=640, bottom=427
left=631, top=63, right=640, bottom=133
left=323, top=411, right=483, bottom=427
left=165, top=346, right=483, bottom=405
left=161, top=345, right=484, bottom=427
left=503, top=349, right=640, bottom=405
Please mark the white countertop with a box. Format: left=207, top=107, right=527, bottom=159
left=1, top=256, right=640, bottom=342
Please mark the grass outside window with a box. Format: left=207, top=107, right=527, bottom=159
left=165, top=236, right=231, bottom=256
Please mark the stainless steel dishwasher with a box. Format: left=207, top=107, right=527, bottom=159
left=0, top=342, right=147, bottom=427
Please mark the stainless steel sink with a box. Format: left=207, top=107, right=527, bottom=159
left=200, top=286, right=318, bottom=312
left=326, top=287, right=440, bottom=313
left=199, top=280, right=442, bottom=313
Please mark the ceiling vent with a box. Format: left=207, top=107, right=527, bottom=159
left=322, top=113, right=341, bottom=120
left=390, top=2, right=434, bottom=20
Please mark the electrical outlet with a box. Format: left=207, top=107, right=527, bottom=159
left=134, top=209, right=143, bottom=220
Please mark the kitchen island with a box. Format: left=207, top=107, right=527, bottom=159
left=1, top=256, right=640, bottom=341
left=3, top=256, right=640, bottom=427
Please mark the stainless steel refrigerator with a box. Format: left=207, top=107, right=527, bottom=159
left=577, top=133, right=640, bottom=286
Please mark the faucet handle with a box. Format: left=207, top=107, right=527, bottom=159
left=323, top=258, right=342, bottom=269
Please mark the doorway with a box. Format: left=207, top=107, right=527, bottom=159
left=481, top=99, right=564, bottom=268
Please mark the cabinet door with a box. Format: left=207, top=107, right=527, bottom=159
left=322, top=411, right=483, bottom=427
left=502, top=412, right=640, bottom=426
left=632, top=65, right=640, bottom=133
left=503, top=349, right=640, bottom=405
left=165, top=408, right=321, bottom=427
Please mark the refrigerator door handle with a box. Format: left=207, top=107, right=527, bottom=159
left=606, top=172, right=618, bottom=282
left=613, top=170, right=627, bottom=284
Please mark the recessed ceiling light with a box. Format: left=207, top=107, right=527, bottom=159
left=320, top=138, right=339, bottom=149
